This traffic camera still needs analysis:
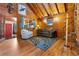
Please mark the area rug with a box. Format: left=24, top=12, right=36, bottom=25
left=29, top=36, right=57, bottom=50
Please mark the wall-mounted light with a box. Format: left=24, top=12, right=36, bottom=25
left=12, top=17, right=17, bottom=21
left=36, top=25, right=40, bottom=29
left=53, top=17, right=59, bottom=22
left=37, top=25, right=39, bottom=27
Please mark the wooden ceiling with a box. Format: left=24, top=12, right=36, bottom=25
left=0, top=3, right=75, bottom=20
left=26, top=3, right=75, bottom=19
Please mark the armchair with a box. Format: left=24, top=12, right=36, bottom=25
left=21, top=29, right=33, bottom=39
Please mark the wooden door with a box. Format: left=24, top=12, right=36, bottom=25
left=5, top=24, right=12, bottom=39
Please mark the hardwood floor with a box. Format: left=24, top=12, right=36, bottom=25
left=0, top=38, right=45, bottom=56
left=42, top=37, right=79, bottom=56
left=0, top=37, right=79, bottom=56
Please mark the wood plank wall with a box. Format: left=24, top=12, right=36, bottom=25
left=37, top=12, right=74, bottom=37
left=77, top=4, right=79, bottom=43
left=0, top=3, right=75, bottom=39
left=0, top=4, right=22, bottom=39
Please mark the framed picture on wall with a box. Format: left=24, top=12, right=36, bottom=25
left=44, top=17, right=53, bottom=26
left=47, top=19, right=53, bottom=26
left=18, top=4, right=26, bottom=16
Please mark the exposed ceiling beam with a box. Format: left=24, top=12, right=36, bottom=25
left=26, top=4, right=37, bottom=18
left=55, top=3, right=60, bottom=14
left=37, top=4, right=48, bottom=17
left=56, top=3, right=65, bottom=13
left=36, top=3, right=44, bottom=16
left=64, top=3, right=67, bottom=12
left=42, top=3, right=49, bottom=16
left=26, top=4, right=40, bottom=18
left=49, top=3, right=58, bottom=15
left=48, top=3, right=54, bottom=16
left=30, top=4, right=41, bottom=18
left=32, top=3, right=43, bottom=18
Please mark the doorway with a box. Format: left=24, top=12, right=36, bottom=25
left=4, top=23, right=12, bottom=39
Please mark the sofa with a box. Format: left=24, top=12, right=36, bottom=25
left=21, top=29, right=33, bottom=39
left=37, top=29, right=57, bottom=38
